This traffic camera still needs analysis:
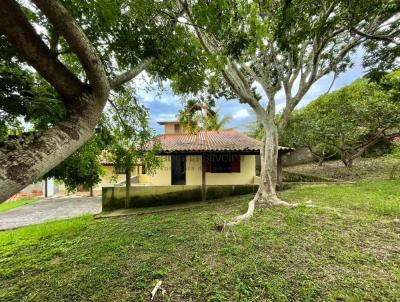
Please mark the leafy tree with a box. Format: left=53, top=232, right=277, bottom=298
left=43, top=115, right=112, bottom=196
left=209, top=110, right=232, bottom=131
left=178, top=97, right=215, bottom=133
left=0, top=0, right=198, bottom=202
left=362, top=14, right=400, bottom=82
left=287, top=76, right=400, bottom=167
left=280, top=110, right=338, bottom=166
left=0, top=114, right=23, bottom=142
left=44, top=136, right=105, bottom=195
left=379, top=69, right=400, bottom=102
left=105, top=90, right=161, bottom=209
left=173, top=0, right=399, bottom=226
left=245, top=121, right=264, bottom=141
left=0, top=63, right=65, bottom=132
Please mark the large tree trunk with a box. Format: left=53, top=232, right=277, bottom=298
left=341, top=152, right=354, bottom=167
left=254, top=120, right=291, bottom=207
left=221, top=119, right=294, bottom=229
left=0, top=92, right=105, bottom=202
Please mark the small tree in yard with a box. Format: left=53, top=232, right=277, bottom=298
left=176, top=0, right=399, bottom=226
left=106, top=91, right=161, bottom=209
left=280, top=111, right=338, bottom=166
left=44, top=121, right=112, bottom=196
left=44, top=137, right=104, bottom=196
left=290, top=76, right=400, bottom=167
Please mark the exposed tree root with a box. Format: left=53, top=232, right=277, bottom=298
left=215, top=194, right=298, bottom=231
left=217, top=198, right=257, bottom=231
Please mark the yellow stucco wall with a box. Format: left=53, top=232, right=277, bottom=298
left=143, top=156, right=172, bottom=185
left=98, top=154, right=255, bottom=187
left=95, top=165, right=133, bottom=189
left=97, top=158, right=170, bottom=187
left=186, top=155, right=202, bottom=185
left=185, top=155, right=256, bottom=185
left=163, top=123, right=183, bottom=134
left=207, top=155, right=256, bottom=185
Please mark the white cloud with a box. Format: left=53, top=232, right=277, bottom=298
left=139, top=91, right=157, bottom=103
left=233, top=109, right=250, bottom=119
left=135, top=79, right=182, bottom=105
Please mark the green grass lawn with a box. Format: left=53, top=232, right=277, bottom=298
left=0, top=197, right=39, bottom=213
left=1, top=180, right=399, bottom=301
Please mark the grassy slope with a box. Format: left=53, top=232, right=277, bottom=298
left=286, top=156, right=400, bottom=181
left=0, top=198, right=39, bottom=213
left=1, top=180, right=399, bottom=301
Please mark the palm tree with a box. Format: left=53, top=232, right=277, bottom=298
left=207, top=110, right=232, bottom=130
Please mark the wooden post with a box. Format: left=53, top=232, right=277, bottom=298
left=125, top=167, right=131, bottom=209
left=201, top=154, right=206, bottom=202
left=277, top=153, right=283, bottom=189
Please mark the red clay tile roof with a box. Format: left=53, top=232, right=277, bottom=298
left=101, top=130, right=293, bottom=164
left=148, top=130, right=293, bottom=153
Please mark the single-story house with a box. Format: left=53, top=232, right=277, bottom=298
left=100, top=121, right=293, bottom=208
left=100, top=121, right=292, bottom=189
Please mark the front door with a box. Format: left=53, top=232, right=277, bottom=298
left=171, top=155, right=186, bottom=185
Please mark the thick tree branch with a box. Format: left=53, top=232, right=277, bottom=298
left=0, top=0, right=84, bottom=100
left=319, top=37, right=364, bottom=79
left=109, top=57, right=155, bottom=89
left=222, top=64, right=266, bottom=121
left=180, top=0, right=265, bottom=120
left=350, top=26, right=399, bottom=45
left=32, top=0, right=109, bottom=100
left=179, top=0, right=218, bottom=54
left=348, top=133, right=384, bottom=160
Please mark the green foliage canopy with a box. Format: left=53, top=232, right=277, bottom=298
left=0, top=0, right=204, bottom=139
left=44, top=136, right=105, bottom=192
left=282, top=72, right=400, bottom=166
left=105, top=90, right=161, bottom=177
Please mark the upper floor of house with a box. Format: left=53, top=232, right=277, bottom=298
left=157, top=121, right=183, bottom=134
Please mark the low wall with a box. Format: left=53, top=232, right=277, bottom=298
left=282, top=147, right=316, bottom=167
left=283, top=171, right=340, bottom=182
left=102, top=185, right=257, bottom=210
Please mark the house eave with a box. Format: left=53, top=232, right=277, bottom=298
left=158, top=150, right=261, bottom=156
left=158, top=147, right=293, bottom=156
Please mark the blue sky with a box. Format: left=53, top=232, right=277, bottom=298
left=136, top=49, right=366, bottom=134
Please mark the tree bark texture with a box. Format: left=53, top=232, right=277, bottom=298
left=341, top=156, right=353, bottom=168
left=223, top=118, right=293, bottom=228
left=253, top=120, right=290, bottom=207
left=0, top=92, right=105, bottom=202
